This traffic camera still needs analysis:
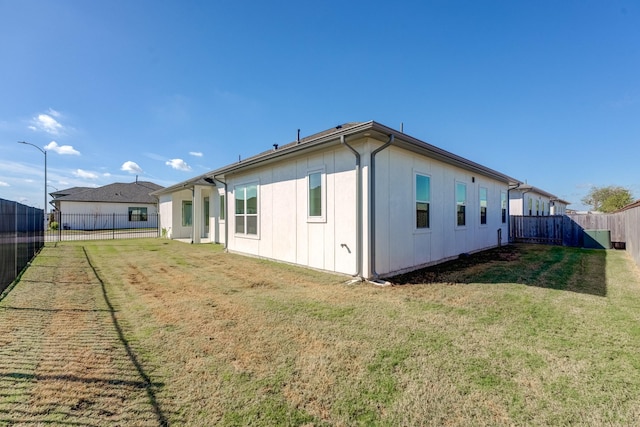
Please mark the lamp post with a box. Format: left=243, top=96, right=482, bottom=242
left=18, top=141, right=47, bottom=230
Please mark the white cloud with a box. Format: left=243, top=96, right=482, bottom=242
left=103, top=172, right=111, bottom=177
left=121, top=161, right=143, bottom=174
left=189, top=151, right=203, bottom=157
left=73, top=169, right=99, bottom=179
left=166, top=158, right=192, bottom=171
left=44, top=141, right=80, bottom=155
left=29, top=112, right=64, bottom=135
left=0, top=181, right=9, bottom=187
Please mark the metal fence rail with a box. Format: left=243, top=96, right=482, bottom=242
left=0, top=198, right=44, bottom=293
left=46, top=212, right=160, bottom=242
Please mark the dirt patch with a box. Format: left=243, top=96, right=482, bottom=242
left=389, top=245, right=521, bottom=285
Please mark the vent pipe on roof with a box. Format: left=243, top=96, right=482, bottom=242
left=273, top=144, right=278, bottom=151
left=400, top=122, right=404, bottom=133
left=297, top=129, right=300, bottom=144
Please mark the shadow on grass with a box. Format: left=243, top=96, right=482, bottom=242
left=389, top=244, right=608, bottom=297
left=82, top=246, right=169, bottom=427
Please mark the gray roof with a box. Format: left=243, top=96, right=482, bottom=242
left=153, top=121, right=521, bottom=195
left=52, top=181, right=163, bottom=204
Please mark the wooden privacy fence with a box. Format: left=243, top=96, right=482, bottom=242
left=510, top=214, right=627, bottom=248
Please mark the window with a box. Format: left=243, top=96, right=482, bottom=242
left=416, top=174, right=430, bottom=229
left=456, top=182, right=466, bottom=226
left=536, top=200, right=540, bottom=216
left=235, top=183, right=258, bottom=235
left=479, top=187, right=488, bottom=225
left=128, top=207, right=148, bottom=222
left=501, top=192, right=507, bottom=223
left=528, top=198, right=532, bottom=216
left=182, top=201, right=192, bottom=226
left=204, top=197, right=209, bottom=226
left=308, top=171, right=322, bottom=217
left=220, top=194, right=225, bottom=220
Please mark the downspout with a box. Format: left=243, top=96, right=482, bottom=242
left=190, top=187, right=195, bottom=244
left=370, top=134, right=395, bottom=281
left=213, top=174, right=228, bottom=251
left=340, top=135, right=362, bottom=280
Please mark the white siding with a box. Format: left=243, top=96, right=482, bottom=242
left=226, top=145, right=358, bottom=275
left=373, top=145, right=509, bottom=277
left=158, top=195, right=173, bottom=238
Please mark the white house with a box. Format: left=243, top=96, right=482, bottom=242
left=50, top=181, right=162, bottom=230
left=509, top=184, right=570, bottom=216
left=153, top=121, right=520, bottom=281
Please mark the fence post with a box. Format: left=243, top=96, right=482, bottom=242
left=113, top=212, right=115, bottom=240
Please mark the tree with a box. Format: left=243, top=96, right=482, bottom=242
left=582, top=185, right=634, bottom=213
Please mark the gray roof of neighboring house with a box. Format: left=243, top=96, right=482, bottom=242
left=51, top=181, right=163, bottom=204
left=153, top=120, right=521, bottom=196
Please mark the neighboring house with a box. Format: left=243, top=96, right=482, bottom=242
left=50, top=181, right=163, bottom=230
left=509, top=184, right=569, bottom=216
left=153, top=121, right=520, bottom=281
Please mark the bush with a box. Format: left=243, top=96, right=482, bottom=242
left=50, top=221, right=59, bottom=231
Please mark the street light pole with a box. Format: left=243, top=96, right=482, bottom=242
left=18, top=141, right=48, bottom=230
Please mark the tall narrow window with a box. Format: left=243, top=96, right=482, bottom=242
left=308, top=172, right=322, bottom=217
left=220, top=194, right=225, bottom=220
left=456, top=182, right=466, bottom=226
left=479, top=187, right=488, bottom=225
left=235, top=183, right=258, bottom=235
left=528, top=198, right=532, bottom=216
left=204, top=197, right=210, bottom=226
left=536, top=200, right=540, bottom=216
left=501, top=192, right=507, bottom=223
left=182, top=201, right=192, bottom=227
left=416, top=174, right=430, bottom=229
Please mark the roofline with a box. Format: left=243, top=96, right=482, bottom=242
left=150, top=172, right=216, bottom=196
left=206, top=120, right=521, bottom=185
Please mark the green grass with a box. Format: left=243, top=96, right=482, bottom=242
left=1, top=240, right=640, bottom=425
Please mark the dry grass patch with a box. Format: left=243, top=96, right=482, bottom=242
left=2, top=241, right=640, bottom=425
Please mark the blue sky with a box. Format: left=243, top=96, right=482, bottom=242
left=1, top=0, right=638, bottom=211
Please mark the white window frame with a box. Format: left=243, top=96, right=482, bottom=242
left=479, top=187, right=488, bottom=226
left=307, top=167, right=326, bottom=223
left=414, top=171, right=431, bottom=233
left=456, top=181, right=467, bottom=228
left=234, top=181, right=259, bottom=238
left=219, top=192, right=226, bottom=222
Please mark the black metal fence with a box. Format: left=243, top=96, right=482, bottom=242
left=0, top=198, right=44, bottom=293
left=46, top=212, right=160, bottom=242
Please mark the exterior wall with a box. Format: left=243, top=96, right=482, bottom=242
left=213, top=187, right=226, bottom=245
left=509, top=190, right=552, bottom=216
left=170, top=189, right=194, bottom=240
left=550, top=202, right=567, bottom=215
left=158, top=195, right=173, bottom=238
left=225, top=143, right=359, bottom=276
left=58, top=201, right=158, bottom=230
left=373, top=145, right=510, bottom=277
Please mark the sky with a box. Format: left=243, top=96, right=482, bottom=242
left=1, top=0, right=638, bottom=211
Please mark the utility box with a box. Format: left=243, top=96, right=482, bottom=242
left=583, top=229, right=611, bottom=249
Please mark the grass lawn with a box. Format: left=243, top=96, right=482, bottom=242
left=1, top=240, right=640, bottom=426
